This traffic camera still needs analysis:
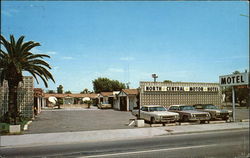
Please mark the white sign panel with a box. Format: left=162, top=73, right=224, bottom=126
left=219, top=72, right=249, bottom=86
left=144, top=86, right=218, bottom=92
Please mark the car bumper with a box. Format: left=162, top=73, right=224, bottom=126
left=189, top=117, right=211, bottom=121
left=213, top=114, right=230, bottom=120
left=155, top=116, right=179, bottom=123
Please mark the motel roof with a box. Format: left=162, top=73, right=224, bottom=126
left=121, top=89, right=139, bottom=95
left=44, top=93, right=98, bottom=99
left=99, top=92, right=114, bottom=97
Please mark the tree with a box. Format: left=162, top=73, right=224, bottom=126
left=0, top=35, right=55, bottom=124
left=47, top=90, right=56, bottom=94
left=56, top=98, right=63, bottom=109
left=57, top=85, right=63, bottom=94
left=80, top=88, right=89, bottom=94
left=64, top=91, right=72, bottom=94
left=92, top=77, right=126, bottom=93
left=83, top=100, right=93, bottom=108
left=163, top=80, right=172, bottom=83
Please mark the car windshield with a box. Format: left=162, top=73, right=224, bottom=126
left=204, top=104, right=218, bottom=109
left=180, top=106, right=195, bottom=111
left=149, top=107, right=166, bottom=112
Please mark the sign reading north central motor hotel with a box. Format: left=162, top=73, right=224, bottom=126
left=140, top=81, right=221, bottom=106
left=144, top=86, right=218, bottom=92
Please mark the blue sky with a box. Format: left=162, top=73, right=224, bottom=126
left=1, top=1, right=249, bottom=93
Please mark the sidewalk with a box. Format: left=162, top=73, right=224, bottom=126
left=0, top=122, right=248, bottom=148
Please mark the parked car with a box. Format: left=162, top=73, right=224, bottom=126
left=98, top=103, right=112, bottom=109
left=193, top=104, right=232, bottom=121
left=168, top=105, right=211, bottom=123
left=132, top=105, right=179, bottom=124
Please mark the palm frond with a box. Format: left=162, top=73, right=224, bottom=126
left=0, top=34, right=55, bottom=87
left=28, top=59, right=52, bottom=69
left=26, top=53, right=50, bottom=60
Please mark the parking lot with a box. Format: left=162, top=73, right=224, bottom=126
left=25, top=107, right=249, bottom=134
left=25, top=109, right=136, bottom=134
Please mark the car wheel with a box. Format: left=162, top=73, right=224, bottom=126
left=200, top=120, right=206, bottom=124
left=222, top=117, right=229, bottom=121
left=151, top=117, right=156, bottom=124
left=183, top=115, right=189, bottom=122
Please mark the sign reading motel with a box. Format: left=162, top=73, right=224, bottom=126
left=219, top=72, right=249, bottom=86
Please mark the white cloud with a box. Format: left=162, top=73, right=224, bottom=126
left=53, top=66, right=59, bottom=70
left=62, top=56, right=74, bottom=60
left=120, top=57, right=135, bottom=61
left=1, top=9, right=19, bottom=17
left=46, top=51, right=57, bottom=55
left=31, top=48, right=58, bottom=56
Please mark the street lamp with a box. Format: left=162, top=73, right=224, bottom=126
left=152, top=74, right=158, bottom=82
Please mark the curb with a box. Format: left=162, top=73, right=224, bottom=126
left=240, top=119, right=249, bottom=122
left=23, top=121, right=32, bottom=131
left=164, top=127, right=249, bottom=135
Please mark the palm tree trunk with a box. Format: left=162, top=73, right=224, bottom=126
left=8, top=80, right=19, bottom=125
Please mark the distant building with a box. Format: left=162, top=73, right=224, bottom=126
left=44, top=93, right=99, bottom=107
left=34, top=88, right=46, bottom=115
left=0, top=76, right=34, bottom=119
left=98, top=92, right=115, bottom=107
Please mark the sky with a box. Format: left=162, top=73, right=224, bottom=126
left=1, top=1, right=249, bottom=93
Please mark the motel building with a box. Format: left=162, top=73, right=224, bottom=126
left=114, top=89, right=139, bottom=111
left=140, top=81, right=222, bottom=107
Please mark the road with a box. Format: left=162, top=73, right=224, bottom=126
left=1, top=129, right=249, bottom=158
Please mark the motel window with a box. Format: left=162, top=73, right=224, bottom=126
left=141, top=107, right=148, bottom=111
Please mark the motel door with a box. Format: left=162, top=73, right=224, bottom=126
left=108, top=97, right=114, bottom=108
left=120, top=97, right=127, bottom=111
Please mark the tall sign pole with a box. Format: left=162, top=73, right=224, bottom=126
left=138, top=87, right=141, bottom=119
left=232, top=86, right=236, bottom=122
left=219, top=72, right=249, bottom=122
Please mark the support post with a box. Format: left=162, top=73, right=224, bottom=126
left=232, top=86, right=236, bottom=122
left=138, top=87, right=141, bottom=119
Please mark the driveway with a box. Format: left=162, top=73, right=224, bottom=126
left=25, top=109, right=136, bottom=134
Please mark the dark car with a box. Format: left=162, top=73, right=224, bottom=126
left=193, top=104, right=232, bottom=121
left=168, top=105, right=211, bottom=123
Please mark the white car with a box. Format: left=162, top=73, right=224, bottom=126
left=132, top=105, right=179, bottom=124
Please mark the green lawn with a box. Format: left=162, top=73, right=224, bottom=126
left=0, top=123, right=9, bottom=134
left=0, top=119, right=30, bottom=134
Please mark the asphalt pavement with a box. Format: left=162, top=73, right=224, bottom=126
left=1, top=122, right=249, bottom=147
left=25, top=107, right=249, bottom=134
left=1, top=129, right=249, bottom=158
left=25, top=108, right=136, bottom=134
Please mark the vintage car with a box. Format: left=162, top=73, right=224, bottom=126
left=193, top=104, right=232, bottom=121
left=132, top=105, right=179, bottom=124
left=97, top=103, right=112, bottom=109
left=168, top=105, right=211, bottom=123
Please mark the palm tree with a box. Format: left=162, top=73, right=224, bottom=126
left=0, top=34, right=55, bottom=124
